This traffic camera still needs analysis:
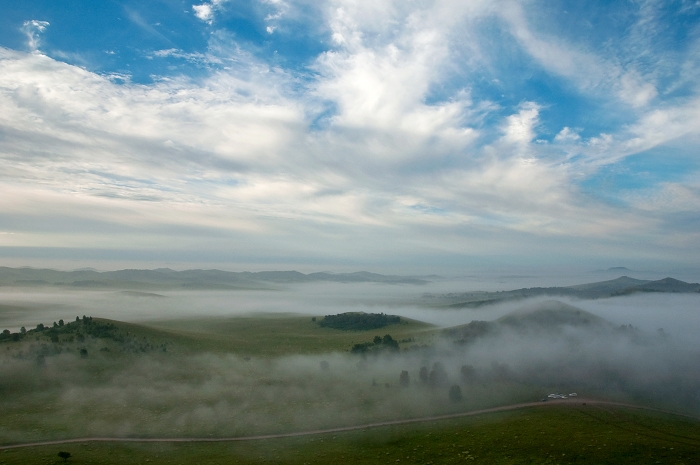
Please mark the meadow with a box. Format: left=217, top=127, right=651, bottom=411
left=1, top=404, right=698, bottom=464
left=1, top=279, right=700, bottom=463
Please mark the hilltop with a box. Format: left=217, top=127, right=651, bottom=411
left=443, top=300, right=642, bottom=344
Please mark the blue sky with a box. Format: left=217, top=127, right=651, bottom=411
left=1, top=0, right=699, bottom=273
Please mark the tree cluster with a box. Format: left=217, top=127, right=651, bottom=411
left=417, top=362, right=450, bottom=387
left=2, top=315, right=168, bottom=360
left=351, top=334, right=400, bottom=354
left=319, top=312, right=400, bottom=331
left=399, top=365, right=463, bottom=402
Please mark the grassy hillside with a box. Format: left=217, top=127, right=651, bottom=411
left=496, top=301, right=611, bottom=329
left=141, top=314, right=437, bottom=356
left=2, top=305, right=699, bottom=463
left=1, top=404, right=698, bottom=464
left=0, top=312, right=436, bottom=359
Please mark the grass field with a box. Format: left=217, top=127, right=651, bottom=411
left=1, top=404, right=698, bottom=464
left=1, top=313, right=436, bottom=359
left=3, top=309, right=700, bottom=464
left=139, top=314, right=437, bottom=356
left=2, top=314, right=502, bottom=445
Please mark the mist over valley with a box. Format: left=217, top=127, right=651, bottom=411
left=2, top=268, right=699, bottom=459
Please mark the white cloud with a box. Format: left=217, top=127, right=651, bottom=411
left=152, top=48, right=221, bottom=66
left=499, top=1, right=659, bottom=108
left=192, top=0, right=230, bottom=24
left=2, top=1, right=700, bottom=268
left=124, top=7, right=171, bottom=44
left=21, top=20, right=49, bottom=51
left=501, top=102, right=539, bottom=147
left=192, top=4, right=214, bottom=24
left=554, top=127, right=581, bottom=143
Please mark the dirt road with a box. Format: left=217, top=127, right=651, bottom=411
left=0, top=399, right=695, bottom=450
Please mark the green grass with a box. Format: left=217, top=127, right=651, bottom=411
left=3, top=314, right=699, bottom=464
left=1, top=404, right=698, bottom=464
left=3, top=314, right=436, bottom=359
left=139, top=314, right=437, bottom=356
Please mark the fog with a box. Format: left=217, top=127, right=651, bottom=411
left=1, top=278, right=700, bottom=442
left=0, top=280, right=526, bottom=331
left=575, top=294, right=700, bottom=347
left=2, top=279, right=699, bottom=338
left=2, top=312, right=699, bottom=443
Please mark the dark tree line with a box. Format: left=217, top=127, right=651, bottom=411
left=319, top=312, right=401, bottom=331
left=351, top=334, right=400, bottom=354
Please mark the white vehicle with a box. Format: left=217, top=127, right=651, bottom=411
left=548, top=394, right=556, bottom=398
left=569, top=393, right=577, bottom=397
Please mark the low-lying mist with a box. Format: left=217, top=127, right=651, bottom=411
left=2, top=305, right=700, bottom=443
left=0, top=281, right=520, bottom=331
left=1, top=279, right=699, bottom=443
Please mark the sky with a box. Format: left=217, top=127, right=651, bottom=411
left=0, top=0, right=699, bottom=273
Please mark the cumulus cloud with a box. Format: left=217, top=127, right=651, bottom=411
left=192, top=4, right=215, bottom=23
left=501, top=102, right=539, bottom=147
left=554, top=127, right=581, bottom=143
left=192, top=0, right=229, bottom=24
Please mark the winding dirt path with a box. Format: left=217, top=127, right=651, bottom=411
left=1, top=399, right=696, bottom=450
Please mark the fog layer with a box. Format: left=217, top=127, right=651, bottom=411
left=1, top=279, right=699, bottom=443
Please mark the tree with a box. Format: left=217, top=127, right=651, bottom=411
left=449, top=384, right=462, bottom=402
left=373, top=335, right=382, bottom=345
left=429, top=362, right=448, bottom=387
left=20, top=326, right=26, bottom=334
left=460, top=364, right=476, bottom=382
left=381, top=334, right=399, bottom=350
left=79, top=348, right=88, bottom=358
left=58, top=451, right=71, bottom=462
left=399, top=370, right=410, bottom=387
left=59, top=319, right=64, bottom=327
left=419, top=366, right=428, bottom=383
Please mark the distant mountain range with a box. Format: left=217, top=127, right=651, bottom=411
left=1, top=267, right=698, bottom=302
left=421, top=276, right=700, bottom=308
left=0, top=266, right=428, bottom=289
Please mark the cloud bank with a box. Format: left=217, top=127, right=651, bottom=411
left=1, top=1, right=700, bottom=270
